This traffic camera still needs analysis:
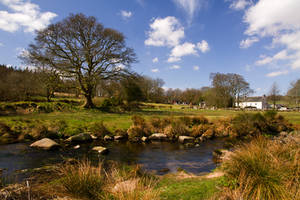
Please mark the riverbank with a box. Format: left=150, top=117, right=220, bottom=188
left=1, top=132, right=298, bottom=200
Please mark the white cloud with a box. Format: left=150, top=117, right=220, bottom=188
left=255, top=50, right=292, bottom=66
left=229, top=0, right=300, bottom=75
left=193, top=65, right=199, bottom=70
left=145, top=16, right=184, bottom=47
left=167, top=56, right=182, bottom=63
left=173, top=0, right=205, bottom=22
left=0, top=0, right=57, bottom=33
left=0, top=42, right=3, bottom=46
left=151, top=68, right=159, bottom=73
left=145, top=16, right=210, bottom=63
left=120, top=10, right=132, bottom=20
left=240, top=37, right=258, bottom=48
left=168, top=42, right=197, bottom=62
left=197, top=40, right=210, bottom=53
left=136, top=0, right=145, bottom=6
left=266, top=70, right=289, bottom=77
left=170, top=65, right=181, bottom=69
left=227, top=0, right=252, bottom=11
left=152, top=57, right=159, bottom=63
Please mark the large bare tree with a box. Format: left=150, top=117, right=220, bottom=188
left=269, top=82, right=280, bottom=108
left=23, top=13, right=136, bottom=108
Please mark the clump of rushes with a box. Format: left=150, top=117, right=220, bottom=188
left=220, top=136, right=300, bottom=200
left=127, top=115, right=151, bottom=139
left=59, top=160, right=104, bottom=199
left=164, top=120, right=189, bottom=138
left=191, top=124, right=209, bottom=137
left=88, top=121, right=110, bottom=138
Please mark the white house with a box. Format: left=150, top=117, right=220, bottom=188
left=235, top=96, right=268, bottom=110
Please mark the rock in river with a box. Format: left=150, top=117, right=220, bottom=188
left=178, top=136, right=194, bottom=143
left=66, top=133, right=92, bottom=143
left=92, top=146, right=109, bottom=154
left=149, top=133, right=168, bottom=141
left=30, top=138, right=60, bottom=150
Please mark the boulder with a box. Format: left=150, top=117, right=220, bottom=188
left=73, top=145, right=80, bottom=149
left=114, top=135, right=126, bottom=141
left=104, top=135, right=113, bottom=141
left=91, top=135, right=98, bottom=140
left=92, top=146, right=109, bottom=154
left=178, top=136, right=194, bottom=143
left=149, top=133, right=168, bottom=141
left=66, top=133, right=92, bottom=143
left=30, top=138, right=60, bottom=150
left=141, top=136, right=148, bottom=142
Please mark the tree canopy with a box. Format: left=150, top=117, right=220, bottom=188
left=23, top=13, right=136, bottom=108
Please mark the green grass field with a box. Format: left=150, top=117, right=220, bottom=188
left=0, top=102, right=299, bottom=136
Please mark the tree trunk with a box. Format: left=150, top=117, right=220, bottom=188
left=84, top=93, right=95, bottom=108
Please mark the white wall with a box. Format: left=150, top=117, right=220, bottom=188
left=236, top=102, right=263, bottom=109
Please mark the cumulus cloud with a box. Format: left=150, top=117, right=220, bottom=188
left=170, top=65, right=181, bottom=69
left=240, top=37, right=259, bottom=48
left=152, top=57, right=159, bottom=63
left=145, top=16, right=210, bottom=63
left=120, top=10, right=132, bottom=20
left=151, top=68, right=159, bottom=73
left=0, top=0, right=57, bottom=33
left=193, top=65, right=199, bottom=70
left=230, top=0, right=300, bottom=76
left=266, top=70, right=289, bottom=77
left=145, top=16, right=184, bottom=47
left=227, top=0, right=252, bottom=11
left=197, top=40, right=210, bottom=53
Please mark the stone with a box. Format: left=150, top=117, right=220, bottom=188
left=178, top=136, right=194, bottom=143
left=30, top=138, right=60, bottom=150
left=104, top=135, right=113, bottom=141
left=149, top=133, right=168, bottom=141
left=141, top=136, right=148, bottom=142
left=92, top=146, right=109, bottom=154
left=114, top=135, right=126, bottom=140
left=73, top=145, right=80, bottom=149
left=66, top=133, right=92, bottom=143
left=91, top=134, right=98, bottom=140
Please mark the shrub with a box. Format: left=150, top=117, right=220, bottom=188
left=131, top=115, right=146, bottom=126
left=88, top=121, right=110, bottom=138
left=191, top=124, right=209, bottom=137
left=148, top=117, right=165, bottom=133
left=163, top=121, right=189, bottom=138
left=114, top=128, right=128, bottom=137
left=221, top=136, right=300, bottom=200
left=192, top=115, right=209, bottom=125
left=179, top=116, right=192, bottom=127
left=231, top=112, right=294, bottom=138
left=59, top=160, right=104, bottom=199
left=127, top=125, right=151, bottom=139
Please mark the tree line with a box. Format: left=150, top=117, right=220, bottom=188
left=1, top=13, right=299, bottom=108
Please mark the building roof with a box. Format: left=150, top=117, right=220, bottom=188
left=240, top=96, right=265, bottom=102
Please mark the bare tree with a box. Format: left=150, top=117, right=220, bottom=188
left=22, top=13, right=136, bottom=108
left=269, top=82, right=280, bottom=109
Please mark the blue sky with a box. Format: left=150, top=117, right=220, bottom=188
left=0, top=0, right=300, bottom=95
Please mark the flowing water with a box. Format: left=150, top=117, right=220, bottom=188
left=0, top=139, right=225, bottom=182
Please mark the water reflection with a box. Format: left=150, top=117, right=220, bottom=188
left=0, top=139, right=224, bottom=181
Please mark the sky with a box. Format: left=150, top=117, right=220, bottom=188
left=0, top=0, right=300, bottom=95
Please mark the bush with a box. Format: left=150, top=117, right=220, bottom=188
left=127, top=125, right=151, bottom=139
left=164, top=121, right=189, bottom=138
left=221, top=136, right=300, bottom=200
left=191, top=115, right=209, bottom=125
left=231, top=112, right=293, bottom=138
left=59, top=160, right=104, bottom=199
left=191, top=124, right=209, bottom=137
left=88, top=121, right=110, bottom=138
